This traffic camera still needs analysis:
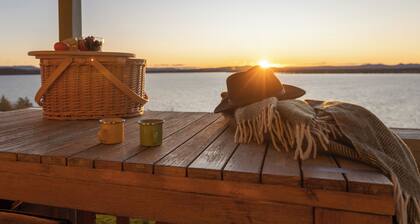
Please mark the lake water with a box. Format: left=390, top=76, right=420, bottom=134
left=0, top=73, right=419, bottom=128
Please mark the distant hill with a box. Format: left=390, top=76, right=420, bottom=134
left=1, top=64, right=420, bottom=75
left=0, top=66, right=40, bottom=75
left=147, top=64, right=420, bottom=73
left=273, top=63, right=420, bottom=74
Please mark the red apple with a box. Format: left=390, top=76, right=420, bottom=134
left=54, top=42, right=69, bottom=51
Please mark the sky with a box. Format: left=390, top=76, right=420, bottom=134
left=0, top=0, right=419, bottom=67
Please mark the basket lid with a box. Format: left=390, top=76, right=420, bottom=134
left=28, top=51, right=135, bottom=58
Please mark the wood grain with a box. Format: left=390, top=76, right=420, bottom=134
left=315, top=208, right=391, bottom=224
left=0, top=117, right=65, bottom=144
left=0, top=161, right=395, bottom=215
left=154, top=116, right=229, bottom=177
left=93, top=112, right=205, bottom=170
left=0, top=117, right=68, bottom=145
left=124, top=113, right=221, bottom=173
left=223, top=142, right=268, bottom=183
left=67, top=111, right=176, bottom=168
left=334, top=156, right=393, bottom=195
left=0, top=170, right=313, bottom=224
left=0, top=108, right=40, bottom=118
left=40, top=112, right=164, bottom=166
left=0, top=120, right=97, bottom=162
left=188, top=126, right=238, bottom=180
left=0, top=109, right=42, bottom=129
left=17, top=120, right=99, bottom=163
left=261, top=145, right=302, bottom=186
left=301, top=154, right=347, bottom=191
left=0, top=110, right=404, bottom=222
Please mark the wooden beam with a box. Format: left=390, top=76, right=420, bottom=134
left=314, top=208, right=392, bottom=224
left=71, top=0, right=82, bottom=38
left=0, top=171, right=313, bottom=224
left=0, top=161, right=394, bottom=216
left=391, top=128, right=420, bottom=165
left=58, top=0, right=82, bottom=41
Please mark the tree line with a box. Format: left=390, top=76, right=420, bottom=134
left=0, top=95, right=33, bottom=111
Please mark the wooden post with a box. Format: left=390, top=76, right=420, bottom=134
left=116, top=216, right=130, bottom=224
left=58, top=0, right=82, bottom=41
left=76, top=210, right=95, bottom=224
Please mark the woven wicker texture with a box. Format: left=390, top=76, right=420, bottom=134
left=35, top=55, right=147, bottom=120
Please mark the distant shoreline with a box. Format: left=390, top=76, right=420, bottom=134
left=1, top=64, right=420, bottom=75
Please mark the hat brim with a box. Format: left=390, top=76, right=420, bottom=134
left=214, top=84, right=305, bottom=113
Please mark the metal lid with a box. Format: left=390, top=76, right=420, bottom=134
left=99, top=118, right=125, bottom=124
left=138, top=119, right=164, bottom=126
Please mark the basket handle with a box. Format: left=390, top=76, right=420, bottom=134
left=35, top=57, right=149, bottom=106
left=89, top=58, right=149, bottom=105
left=35, top=57, right=73, bottom=106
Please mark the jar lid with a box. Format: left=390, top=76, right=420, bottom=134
left=138, top=119, right=164, bottom=126
left=99, top=118, right=125, bottom=124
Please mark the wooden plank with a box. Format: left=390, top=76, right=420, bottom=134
left=16, top=121, right=100, bottom=163
left=0, top=108, right=40, bottom=119
left=41, top=112, right=166, bottom=165
left=40, top=111, right=164, bottom=166
left=154, top=116, right=229, bottom=177
left=0, top=170, right=313, bottom=224
left=0, top=120, right=98, bottom=162
left=188, top=126, right=238, bottom=180
left=261, top=145, right=302, bottom=187
left=315, top=208, right=392, bottom=224
left=392, top=128, right=420, bottom=141
left=334, top=156, right=393, bottom=195
left=124, top=113, right=221, bottom=173
left=223, top=142, right=268, bottom=183
left=301, top=154, right=347, bottom=191
left=392, top=128, right=420, bottom=165
left=67, top=111, right=179, bottom=168
left=93, top=112, right=206, bottom=170
left=0, top=118, right=69, bottom=145
left=0, top=110, right=43, bottom=129
left=0, top=120, right=95, bottom=149
left=0, top=161, right=395, bottom=215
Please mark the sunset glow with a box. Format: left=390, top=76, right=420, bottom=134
left=258, top=60, right=271, bottom=68
left=1, top=0, right=420, bottom=67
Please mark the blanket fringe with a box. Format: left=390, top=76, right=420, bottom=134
left=234, top=100, right=420, bottom=224
left=392, top=174, right=420, bottom=224
left=234, top=103, right=340, bottom=160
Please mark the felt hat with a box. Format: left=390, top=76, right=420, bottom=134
left=214, top=66, right=305, bottom=113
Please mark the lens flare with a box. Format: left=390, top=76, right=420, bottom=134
left=258, top=59, right=271, bottom=68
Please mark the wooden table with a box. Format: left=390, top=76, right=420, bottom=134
left=0, top=108, right=412, bottom=223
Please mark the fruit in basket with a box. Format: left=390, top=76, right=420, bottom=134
left=54, top=42, right=69, bottom=51
left=77, top=39, right=88, bottom=51
left=62, top=38, right=79, bottom=50
left=84, top=36, right=103, bottom=51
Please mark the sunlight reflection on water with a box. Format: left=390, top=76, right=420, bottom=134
left=0, top=73, right=419, bottom=128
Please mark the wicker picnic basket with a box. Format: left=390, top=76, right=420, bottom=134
left=28, top=51, right=148, bottom=120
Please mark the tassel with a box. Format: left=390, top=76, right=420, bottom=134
left=234, top=102, right=340, bottom=161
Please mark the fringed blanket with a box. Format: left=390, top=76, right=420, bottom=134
left=234, top=97, right=420, bottom=224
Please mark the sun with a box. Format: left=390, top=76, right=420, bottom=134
left=258, top=59, right=271, bottom=68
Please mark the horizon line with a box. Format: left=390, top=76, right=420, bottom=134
left=3, top=62, right=420, bottom=69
